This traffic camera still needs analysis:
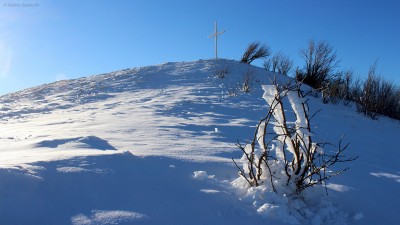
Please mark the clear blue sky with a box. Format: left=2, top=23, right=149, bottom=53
left=1, top=0, right=399, bottom=94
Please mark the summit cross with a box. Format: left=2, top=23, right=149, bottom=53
left=208, top=21, right=225, bottom=59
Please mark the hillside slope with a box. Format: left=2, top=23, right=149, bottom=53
left=0, top=59, right=399, bottom=225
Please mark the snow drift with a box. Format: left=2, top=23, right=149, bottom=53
left=0, top=59, right=399, bottom=225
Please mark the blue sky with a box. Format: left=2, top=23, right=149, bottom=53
left=0, top=0, right=399, bottom=94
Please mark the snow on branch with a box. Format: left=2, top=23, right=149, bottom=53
left=233, top=80, right=357, bottom=195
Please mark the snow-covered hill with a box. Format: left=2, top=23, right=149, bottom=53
left=0, top=59, right=399, bottom=225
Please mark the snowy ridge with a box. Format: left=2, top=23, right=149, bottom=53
left=0, top=59, right=399, bottom=224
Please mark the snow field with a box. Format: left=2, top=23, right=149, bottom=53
left=0, top=59, right=399, bottom=224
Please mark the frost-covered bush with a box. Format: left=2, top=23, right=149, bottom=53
left=233, top=82, right=356, bottom=195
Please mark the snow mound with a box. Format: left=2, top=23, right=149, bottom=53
left=36, top=136, right=117, bottom=150
left=230, top=176, right=348, bottom=225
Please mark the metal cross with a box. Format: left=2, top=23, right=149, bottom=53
left=208, top=21, right=225, bottom=59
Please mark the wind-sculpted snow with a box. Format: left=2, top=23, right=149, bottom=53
left=35, top=136, right=117, bottom=150
left=0, top=59, right=399, bottom=225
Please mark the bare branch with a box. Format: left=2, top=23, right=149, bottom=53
left=234, top=82, right=357, bottom=195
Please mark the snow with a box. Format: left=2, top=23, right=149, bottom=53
left=325, top=183, right=352, bottom=192
left=200, top=189, right=221, bottom=194
left=71, top=210, right=148, bottom=225
left=0, top=59, right=399, bottom=224
left=353, top=212, right=364, bottom=220
left=370, top=172, right=400, bottom=183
